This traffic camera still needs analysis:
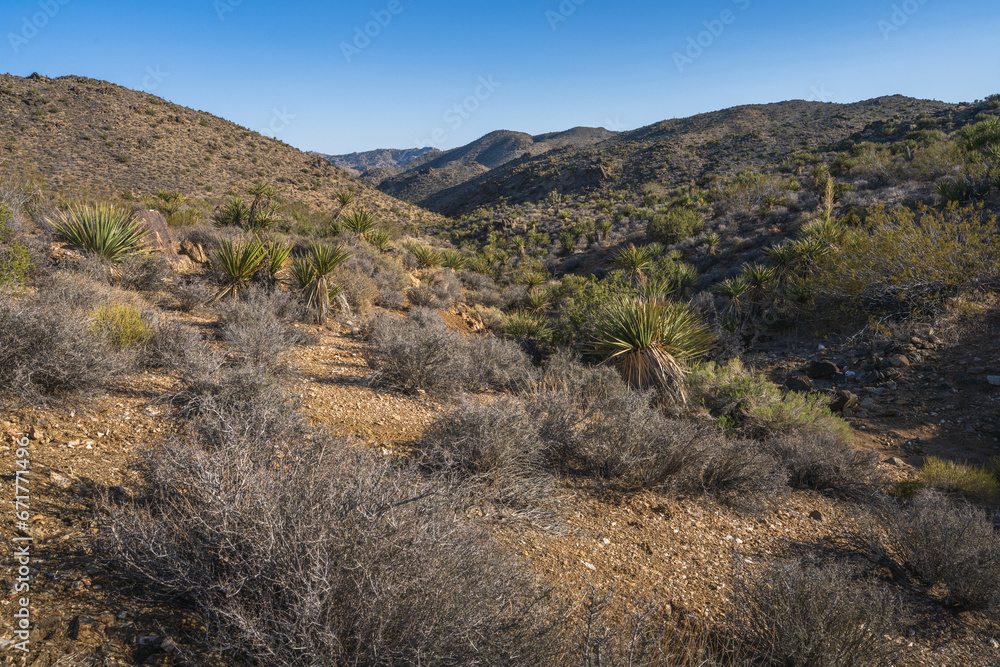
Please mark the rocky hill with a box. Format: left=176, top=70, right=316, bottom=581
left=0, top=73, right=442, bottom=226
left=416, top=96, right=960, bottom=216
left=318, top=146, right=439, bottom=176
left=373, top=127, right=617, bottom=207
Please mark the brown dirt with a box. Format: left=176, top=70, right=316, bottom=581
left=2, top=301, right=1000, bottom=666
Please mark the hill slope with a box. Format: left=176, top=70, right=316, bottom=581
left=416, top=96, right=959, bottom=216
left=0, top=73, right=442, bottom=226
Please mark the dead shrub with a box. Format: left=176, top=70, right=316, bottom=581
left=468, top=335, right=539, bottom=393
left=765, top=428, right=883, bottom=500
left=728, top=558, right=902, bottom=667
left=851, top=492, right=1000, bottom=612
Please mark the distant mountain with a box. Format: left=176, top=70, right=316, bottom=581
left=373, top=127, right=618, bottom=207
left=319, top=147, right=440, bottom=177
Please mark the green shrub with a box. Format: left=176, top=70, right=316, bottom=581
left=688, top=360, right=852, bottom=443
left=646, top=208, right=703, bottom=244
left=0, top=204, right=32, bottom=287
left=89, top=303, right=153, bottom=349
left=806, top=203, right=1000, bottom=316
left=921, top=457, right=1000, bottom=503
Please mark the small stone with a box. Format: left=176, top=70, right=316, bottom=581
left=581, top=561, right=596, bottom=571
left=50, top=472, right=72, bottom=489
left=861, top=398, right=876, bottom=410
left=30, top=426, right=43, bottom=441
left=886, top=457, right=907, bottom=467
left=160, top=638, right=178, bottom=654
left=808, top=510, right=824, bottom=522
left=889, top=354, right=910, bottom=368
left=988, top=376, right=1000, bottom=387
left=969, top=367, right=987, bottom=375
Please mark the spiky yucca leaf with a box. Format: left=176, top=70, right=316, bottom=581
left=406, top=243, right=442, bottom=268
left=340, top=209, right=378, bottom=234
left=335, top=190, right=355, bottom=208
left=713, top=277, right=750, bottom=313
left=289, top=256, right=317, bottom=290
left=364, top=230, right=392, bottom=252
left=263, top=238, right=292, bottom=281
left=740, top=263, right=777, bottom=303
left=704, top=232, right=721, bottom=254
left=613, top=243, right=654, bottom=283
left=504, top=310, right=551, bottom=340
left=524, top=287, right=551, bottom=313
left=764, top=242, right=799, bottom=278
left=593, top=298, right=713, bottom=404
left=213, top=196, right=250, bottom=228
left=214, top=236, right=267, bottom=300
left=298, top=242, right=351, bottom=324
left=50, top=205, right=148, bottom=263
left=440, top=249, right=467, bottom=270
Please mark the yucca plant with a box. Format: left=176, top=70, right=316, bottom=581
left=214, top=236, right=267, bottom=300
left=638, top=274, right=676, bottom=301
left=334, top=189, right=355, bottom=212
left=262, top=237, right=292, bottom=282
left=504, top=310, right=551, bottom=340
left=791, top=237, right=832, bottom=273
left=522, top=271, right=548, bottom=289
left=364, top=229, right=392, bottom=252
left=592, top=297, right=713, bottom=404
left=936, top=180, right=966, bottom=203
left=213, top=196, right=250, bottom=228
left=405, top=243, right=442, bottom=268
left=440, top=249, right=468, bottom=270
left=800, top=216, right=846, bottom=247
left=704, top=233, right=721, bottom=255
left=297, top=242, right=351, bottom=324
left=340, top=209, right=378, bottom=234
left=713, top=276, right=750, bottom=313
left=675, top=263, right=699, bottom=295
left=50, top=204, right=149, bottom=263
left=524, top=287, right=551, bottom=313
left=740, top=263, right=777, bottom=304
left=763, top=242, right=799, bottom=280
left=598, top=219, right=614, bottom=241
left=613, top=243, right=655, bottom=284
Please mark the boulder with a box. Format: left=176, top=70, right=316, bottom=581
left=134, top=209, right=178, bottom=263
left=803, top=360, right=839, bottom=380
left=888, top=354, right=910, bottom=368
left=785, top=375, right=814, bottom=393
left=829, top=390, right=859, bottom=413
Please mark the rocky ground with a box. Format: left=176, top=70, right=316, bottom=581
left=1, top=301, right=999, bottom=666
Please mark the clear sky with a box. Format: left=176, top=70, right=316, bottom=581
left=4, top=0, right=999, bottom=154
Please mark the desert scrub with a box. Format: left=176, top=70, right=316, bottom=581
left=89, top=303, right=153, bottom=349
left=0, top=277, right=135, bottom=405
left=0, top=203, right=32, bottom=288
left=688, top=359, right=852, bottom=443
left=852, top=492, right=1000, bottom=612
left=646, top=208, right=703, bottom=245
left=365, top=308, right=471, bottom=394
left=97, top=415, right=558, bottom=664
left=728, top=559, right=902, bottom=667
left=423, top=397, right=553, bottom=515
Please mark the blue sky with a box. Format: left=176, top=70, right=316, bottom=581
left=4, top=0, right=998, bottom=154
